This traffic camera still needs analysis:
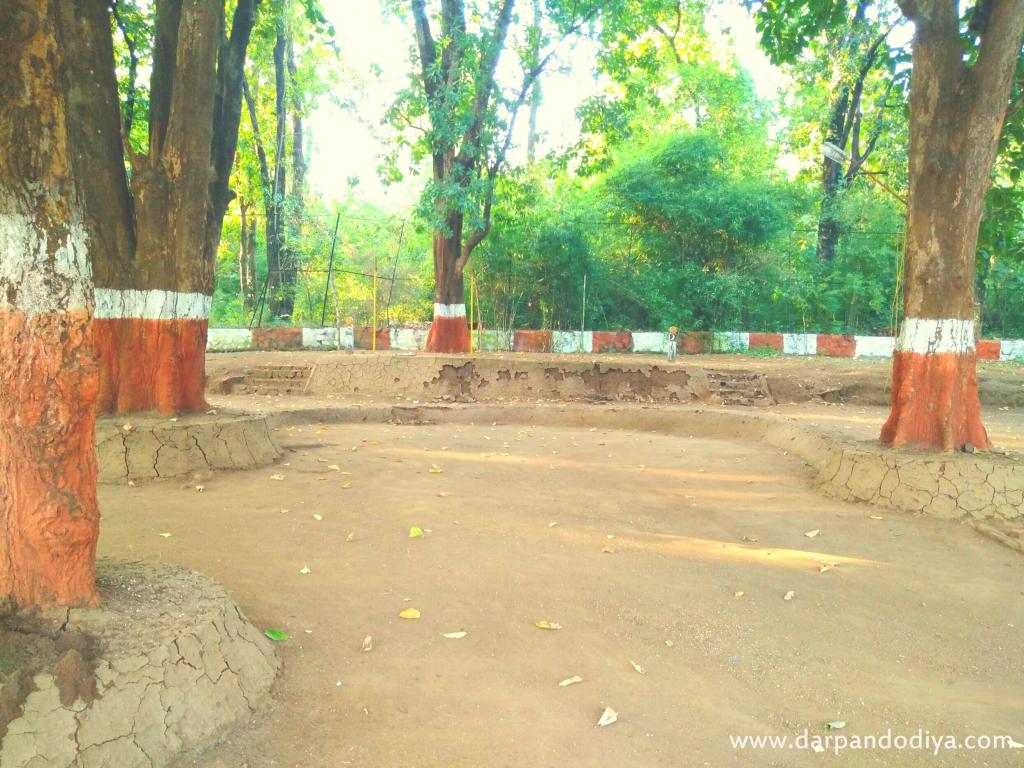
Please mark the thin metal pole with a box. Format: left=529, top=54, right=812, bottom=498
left=320, top=212, right=341, bottom=327
left=581, top=273, right=587, bottom=351
left=383, top=221, right=406, bottom=326
left=372, top=253, right=378, bottom=352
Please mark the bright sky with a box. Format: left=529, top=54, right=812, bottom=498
left=307, top=1, right=787, bottom=210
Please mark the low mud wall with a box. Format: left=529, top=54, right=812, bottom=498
left=95, top=411, right=281, bottom=483
left=305, top=356, right=714, bottom=403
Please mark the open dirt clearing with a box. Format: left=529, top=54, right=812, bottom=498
left=96, top=416, right=1024, bottom=767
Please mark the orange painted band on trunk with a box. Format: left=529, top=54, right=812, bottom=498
left=426, top=315, right=471, bottom=353
left=93, top=317, right=208, bottom=415
left=0, top=308, right=100, bottom=607
left=881, top=349, right=988, bottom=451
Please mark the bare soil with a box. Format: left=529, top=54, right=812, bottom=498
left=94, top=411, right=1024, bottom=767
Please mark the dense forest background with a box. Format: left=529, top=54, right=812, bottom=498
left=114, top=0, right=1021, bottom=336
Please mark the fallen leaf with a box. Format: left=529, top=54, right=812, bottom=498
left=601, top=545, right=615, bottom=554
left=740, top=535, right=759, bottom=543
left=341, top=482, right=353, bottom=489
left=558, top=675, right=583, bottom=687
left=399, top=608, right=421, bottom=620
left=300, top=565, right=311, bottom=575
left=783, top=590, right=795, bottom=601
left=437, top=491, right=452, bottom=498
left=548, top=521, right=558, bottom=528
left=122, top=422, right=134, bottom=432
left=441, top=631, right=467, bottom=639
left=263, top=629, right=288, bottom=642
left=409, top=526, right=424, bottom=538
left=734, top=591, right=745, bottom=598
left=819, top=565, right=831, bottom=573
left=535, top=620, right=562, bottom=630
left=270, top=474, right=285, bottom=481
left=664, top=640, right=674, bottom=647
left=630, top=660, right=645, bottom=674
left=327, top=464, right=341, bottom=471
left=346, top=532, right=355, bottom=542
left=313, top=513, right=323, bottom=521
left=429, top=464, right=444, bottom=474
left=804, top=529, right=821, bottom=538
left=826, top=721, right=846, bottom=730
left=159, top=532, right=172, bottom=538
left=361, top=635, right=373, bottom=652
left=195, top=485, right=205, bottom=492
left=597, top=707, right=618, bottom=727
left=869, top=515, right=884, bottom=520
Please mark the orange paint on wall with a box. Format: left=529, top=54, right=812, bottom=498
left=513, top=329, right=552, bottom=353
left=817, top=334, right=856, bottom=357
left=354, top=326, right=393, bottom=350
left=748, top=332, right=783, bottom=351
left=976, top=339, right=1001, bottom=360
left=592, top=331, right=633, bottom=353
left=252, top=326, right=303, bottom=350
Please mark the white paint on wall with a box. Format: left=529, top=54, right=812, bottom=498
left=481, top=329, right=514, bottom=351
left=896, top=318, right=974, bottom=355
left=207, top=328, right=253, bottom=352
left=854, top=335, right=895, bottom=358
left=94, top=289, right=212, bottom=321
left=302, top=327, right=340, bottom=349
left=630, top=332, right=666, bottom=354
left=713, top=332, right=749, bottom=353
left=552, top=331, right=594, bottom=354
left=0, top=213, right=91, bottom=316
left=999, top=339, right=1024, bottom=361
left=392, top=327, right=428, bottom=350
left=783, top=333, right=817, bottom=356
left=433, top=303, right=466, bottom=318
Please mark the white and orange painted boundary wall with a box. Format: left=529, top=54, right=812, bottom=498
left=206, top=326, right=1024, bottom=361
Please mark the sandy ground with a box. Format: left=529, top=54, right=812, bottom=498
left=96, top=414, right=1024, bottom=767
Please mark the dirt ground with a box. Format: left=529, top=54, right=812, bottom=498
left=96, top=410, right=1024, bottom=766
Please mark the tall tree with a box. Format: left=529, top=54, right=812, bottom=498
left=810, top=1, right=903, bottom=263
left=392, top=0, right=598, bottom=351
left=757, top=0, right=1024, bottom=450
left=1, top=0, right=100, bottom=606
left=63, top=0, right=261, bottom=414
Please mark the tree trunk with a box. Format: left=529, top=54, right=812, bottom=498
left=424, top=210, right=471, bottom=353
left=816, top=158, right=843, bottom=263
left=95, top=0, right=220, bottom=414
left=0, top=0, right=100, bottom=607
left=239, top=200, right=251, bottom=309
left=267, top=21, right=293, bottom=320
left=881, top=2, right=1023, bottom=450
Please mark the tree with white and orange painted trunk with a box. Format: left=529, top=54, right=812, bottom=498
left=402, top=0, right=603, bottom=353
left=64, top=0, right=260, bottom=415
left=1, top=0, right=101, bottom=607
left=880, top=0, right=1024, bottom=451
left=756, top=0, right=1024, bottom=451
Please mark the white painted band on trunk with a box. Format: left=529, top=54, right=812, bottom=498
left=0, top=213, right=91, bottom=316
left=94, top=289, right=212, bottom=321
left=433, top=303, right=466, bottom=318
left=896, top=318, right=974, bottom=355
